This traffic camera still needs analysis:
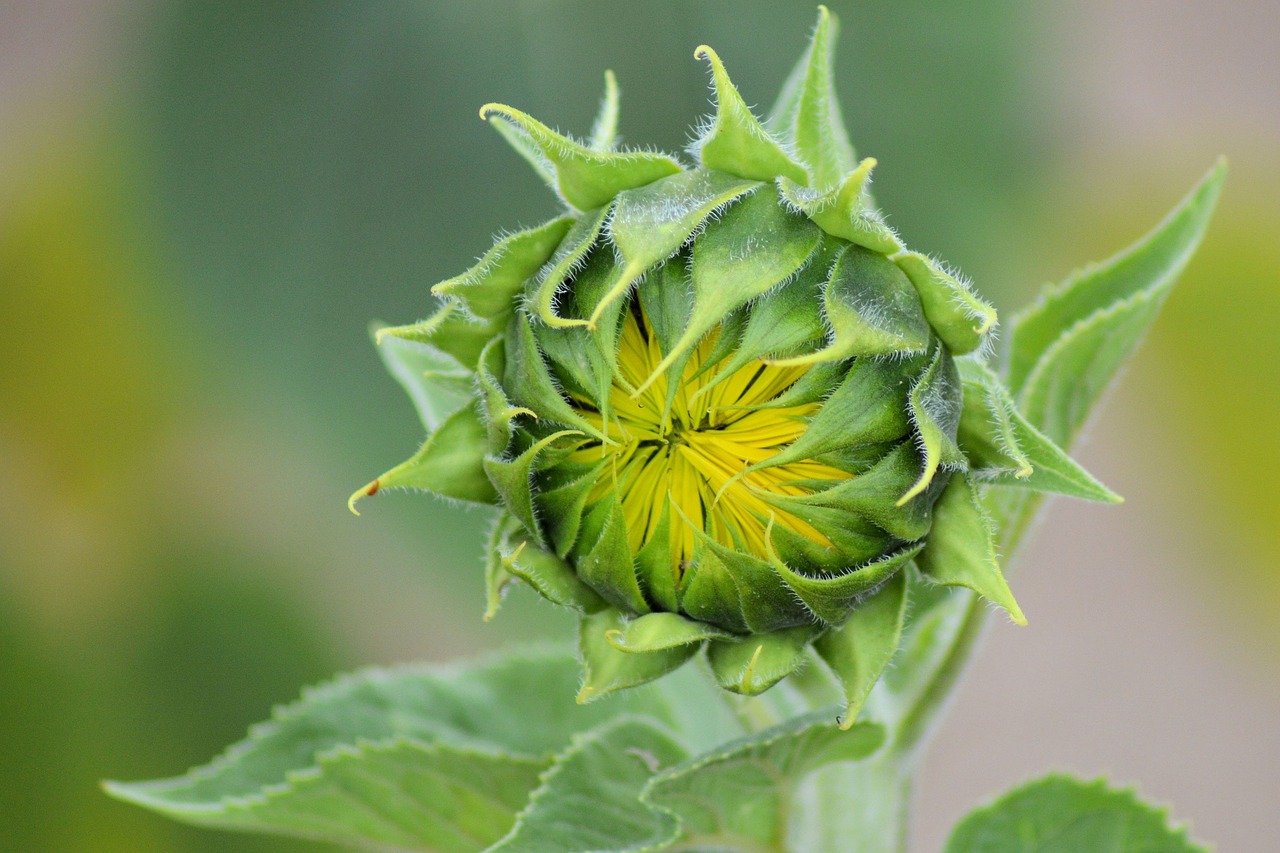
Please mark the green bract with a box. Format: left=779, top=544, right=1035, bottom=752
left=352, top=8, right=1115, bottom=719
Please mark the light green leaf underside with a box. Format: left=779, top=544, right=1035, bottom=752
left=644, top=713, right=886, bottom=849
left=112, top=742, right=545, bottom=853
left=491, top=718, right=685, bottom=853
left=1009, top=160, right=1225, bottom=445
left=694, top=45, right=807, bottom=184
left=814, top=568, right=908, bottom=728
left=957, top=358, right=1120, bottom=502
left=373, top=321, right=472, bottom=433
left=917, top=474, right=1024, bottom=624
left=480, top=103, right=682, bottom=211
left=945, top=774, right=1206, bottom=853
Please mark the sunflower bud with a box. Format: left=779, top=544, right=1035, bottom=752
left=351, top=8, right=1099, bottom=721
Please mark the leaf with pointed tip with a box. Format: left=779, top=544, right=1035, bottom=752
left=607, top=612, right=735, bottom=654
left=770, top=543, right=921, bottom=625
left=350, top=402, right=496, bottom=513
left=490, top=718, right=685, bottom=853
left=589, top=169, right=760, bottom=330
left=589, top=70, right=621, bottom=152
left=895, top=252, right=996, bottom=355
left=772, top=243, right=929, bottom=367
left=814, top=569, right=908, bottom=729
left=693, top=45, right=807, bottom=183
left=480, top=103, right=682, bottom=211
left=484, top=514, right=520, bottom=621
left=707, top=625, right=818, bottom=696
left=643, top=713, right=885, bottom=849
left=503, top=312, right=604, bottom=438
left=945, top=774, right=1206, bottom=853
left=373, top=321, right=472, bottom=432
left=529, top=206, right=609, bottom=328
left=112, top=740, right=545, bottom=853
left=484, top=429, right=581, bottom=544
left=918, top=474, right=1025, bottom=624
left=104, top=650, right=698, bottom=851
left=767, top=6, right=856, bottom=190
left=900, top=343, right=965, bottom=504
left=432, top=218, right=572, bottom=322
left=492, top=517, right=607, bottom=615
left=634, top=184, right=819, bottom=395
left=572, top=495, right=650, bottom=614
left=578, top=609, right=699, bottom=703
left=957, top=359, right=1121, bottom=502
left=780, top=161, right=902, bottom=255
left=1009, top=161, right=1226, bottom=444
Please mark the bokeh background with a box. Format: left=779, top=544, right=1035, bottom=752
left=2, top=1, right=1277, bottom=850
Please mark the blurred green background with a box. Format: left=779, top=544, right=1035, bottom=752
left=1, top=2, right=1276, bottom=850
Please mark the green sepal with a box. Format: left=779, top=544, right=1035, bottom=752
left=432, top=217, right=572, bottom=322
left=957, top=359, right=1121, bottom=502
left=900, top=342, right=965, bottom=504
left=679, top=527, right=813, bottom=634
left=635, top=184, right=819, bottom=396
left=779, top=160, right=902, bottom=254
left=577, top=609, right=698, bottom=703
left=536, top=461, right=607, bottom=557
left=529, top=206, right=609, bottom=328
left=772, top=243, right=929, bottom=367
left=706, top=625, right=819, bottom=696
left=590, top=168, right=760, bottom=330
left=753, top=355, right=912, bottom=471
left=606, top=611, right=733, bottom=653
left=642, top=713, right=886, bottom=847
left=489, top=717, right=685, bottom=853
left=349, top=402, right=496, bottom=513
left=475, top=337, right=533, bottom=455
left=573, top=495, right=650, bottom=614
left=531, top=251, right=618, bottom=410
left=479, top=103, right=682, bottom=211
left=895, top=252, right=996, bottom=355
left=484, top=429, right=582, bottom=543
left=766, top=6, right=856, bottom=191
left=633, top=500, right=679, bottom=613
left=761, top=442, right=935, bottom=544
left=484, top=514, right=520, bottom=621
left=917, top=474, right=1026, bottom=624
left=768, top=540, right=922, bottom=625
left=693, top=45, right=807, bottom=184
left=372, top=320, right=472, bottom=432
left=492, top=515, right=607, bottom=615
left=376, top=300, right=499, bottom=373
left=504, top=312, right=605, bottom=439
left=700, top=244, right=832, bottom=388
left=813, top=568, right=908, bottom=728
left=588, top=70, right=620, bottom=152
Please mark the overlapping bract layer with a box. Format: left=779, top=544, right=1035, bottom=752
left=353, top=8, right=1115, bottom=719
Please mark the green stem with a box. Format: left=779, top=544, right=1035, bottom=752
left=791, top=754, right=915, bottom=853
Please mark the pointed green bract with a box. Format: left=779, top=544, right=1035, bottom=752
left=917, top=475, right=1024, bottom=624
left=895, top=252, right=996, bottom=355
left=945, top=774, right=1206, bottom=853
left=530, top=205, right=609, bottom=328
left=900, top=342, right=965, bottom=504
left=815, top=569, right=909, bottom=728
left=780, top=161, right=902, bottom=254
left=433, top=217, right=573, bottom=321
left=769, top=542, right=922, bottom=625
left=707, top=625, right=818, bottom=695
left=589, top=70, right=621, bottom=152
left=694, top=45, right=807, bottom=183
left=377, top=300, right=499, bottom=372
left=481, top=103, right=682, bottom=211
left=372, top=321, right=471, bottom=432
left=607, top=612, right=733, bottom=653
left=768, top=6, right=857, bottom=190
left=578, top=609, right=698, bottom=703
left=958, top=359, right=1121, bottom=502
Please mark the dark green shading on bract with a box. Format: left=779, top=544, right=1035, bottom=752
left=350, top=7, right=1114, bottom=723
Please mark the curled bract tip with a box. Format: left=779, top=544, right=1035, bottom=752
left=347, top=479, right=379, bottom=516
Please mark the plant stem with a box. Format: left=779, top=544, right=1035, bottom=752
left=791, top=753, right=915, bottom=853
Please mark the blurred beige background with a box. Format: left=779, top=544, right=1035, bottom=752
left=2, top=2, right=1276, bottom=851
